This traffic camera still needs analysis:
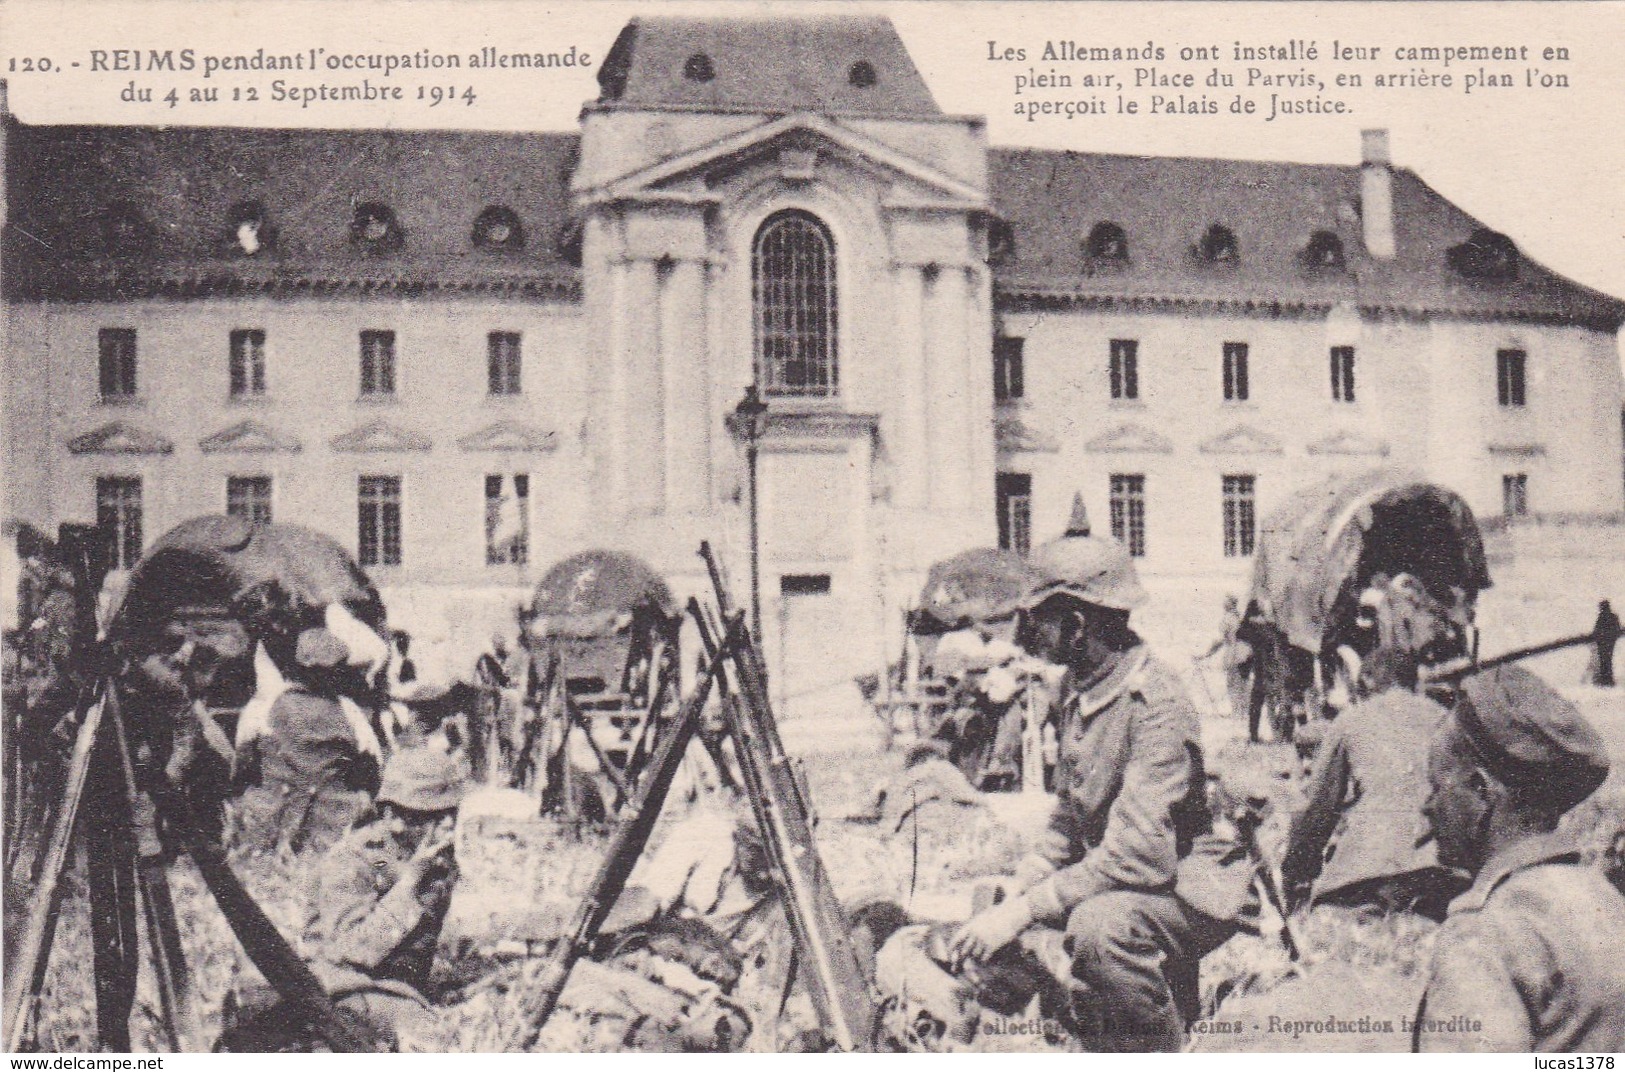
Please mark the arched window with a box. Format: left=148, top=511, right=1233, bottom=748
left=1086, top=221, right=1128, bottom=261
left=753, top=210, right=838, bottom=397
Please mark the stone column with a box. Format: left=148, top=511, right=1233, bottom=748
left=893, top=263, right=929, bottom=512
left=623, top=258, right=665, bottom=517
left=660, top=256, right=710, bottom=516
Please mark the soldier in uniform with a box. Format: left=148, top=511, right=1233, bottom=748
left=1282, top=687, right=1466, bottom=920
left=235, top=627, right=381, bottom=856
left=303, top=743, right=469, bottom=1051
left=1415, top=665, right=1625, bottom=1052
left=949, top=509, right=1253, bottom=1052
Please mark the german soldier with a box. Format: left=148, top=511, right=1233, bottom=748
left=1415, top=665, right=1625, bottom=1051
left=949, top=505, right=1252, bottom=1051
left=234, top=627, right=380, bottom=856
left=1282, top=687, right=1466, bottom=920
left=303, top=743, right=469, bottom=1051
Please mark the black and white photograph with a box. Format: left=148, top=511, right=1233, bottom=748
left=1, top=0, right=1622, bottom=1055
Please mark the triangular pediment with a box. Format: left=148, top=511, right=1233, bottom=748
left=1199, top=424, right=1283, bottom=455
left=67, top=420, right=173, bottom=456
left=330, top=419, right=432, bottom=453
left=1084, top=423, right=1173, bottom=455
left=198, top=419, right=302, bottom=454
left=1307, top=429, right=1391, bottom=457
left=995, top=414, right=1059, bottom=454
left=457, top=419, right=557, bottom=453
left=581, top=112, right=986, bottom=209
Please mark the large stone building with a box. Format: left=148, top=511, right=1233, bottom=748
left=4, top=16, right=1623, bottom=708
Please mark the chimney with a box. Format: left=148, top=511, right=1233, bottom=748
left=1360, top=129, right=1395, bottom=261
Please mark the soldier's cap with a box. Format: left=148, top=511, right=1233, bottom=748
left=377, top=744, right=471, bottom=813
left=1022, top=533, right=1148, bottom=612
left=1453, top=665, right=1609, bottom=811
left=294, top=627, right=348, bottom=669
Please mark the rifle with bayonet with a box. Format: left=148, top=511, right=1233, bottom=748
left=509, top=611, right=737, bottom=1049
left=697, top=541, right=877, bottom=1052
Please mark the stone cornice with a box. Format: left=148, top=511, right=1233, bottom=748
left=13, top=266, right=582, bottom=304
left=994, top=284, right=1623, bottom=332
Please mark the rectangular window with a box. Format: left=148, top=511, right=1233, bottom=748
left=1502, top=473, right=1528, bottom=518
left=96, top=476, right=143, bottom=570
left=1109, top=474, right=1147, bottom=558
left=360, top=330, right=397, bottom=396
left=98, top=328, right=138, bottom=400
left=1222, top=475, right=1257, bottom=557
left=229, top=329, right=267, bottom=397
left=993, top=337, right=1025, bottom=403
left=488, top=331, right=522, bottom=396
left=226, top=476, right=273, bottom=527
left=995, top=473, right=1033, bottom=555
left=484, top=473, right=530, bottom=566
left=1497, top=348, right=1527, bottom=407
left=358, top=476, right=402, bottom=567
left=1222, top=342, right=1249, bottom=402
left=1109, top=339, right=1139, bottom=400
left=1330, top=345, right=1356, bottom=403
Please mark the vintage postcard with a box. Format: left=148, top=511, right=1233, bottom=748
left=2, top=0, right=1622, bottom=1056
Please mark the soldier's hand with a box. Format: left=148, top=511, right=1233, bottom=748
left=407, top=821, right=455, bottom=879
left=949, top=895, right=1033, bottom=965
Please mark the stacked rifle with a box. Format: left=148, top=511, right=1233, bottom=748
left=512, top=542, right=877, bottom=1051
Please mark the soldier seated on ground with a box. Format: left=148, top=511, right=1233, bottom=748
left=219, top=743, right=468, bottom=1052
left=934, top=514, right=1254, bottom=1052
left=1416, top=665, right=1625, bottom=1052
left=234, top=627, right=382, bottom=857
left=1282, top=676, right=1467, bottom=921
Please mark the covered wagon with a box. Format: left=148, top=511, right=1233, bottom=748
left=518, top=550, right=682, bottom=819
left=1245, top=469, right=1491, bottom=737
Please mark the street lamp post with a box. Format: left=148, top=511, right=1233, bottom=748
left=732, top=385, right=769, bottom=639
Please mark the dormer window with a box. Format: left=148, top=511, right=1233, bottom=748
left=100, top=202, right=149, bottom=256
left=1086, top=222, right=1129, bottom=261
left=1304, top=230, right=1345, bottom=270
left=1198, top=224, right=1238, bottom=264
left=987, top=218, right=1016, bottom=267
left=472, top=206, right=524, bottom=252
left=848, top=61, right=877, bottom=88
left=683, top=53, right=715, bottom=83
left=228, top=200, right=273, bottom=256
left=1449, top=228, right=1519, bottom=280
left=351, top=202, right=403, bottom=252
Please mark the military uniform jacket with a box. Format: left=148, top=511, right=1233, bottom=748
left=262, top=687, right=377, bottom=791
left=1026, top=648, right=1251, bottom=923
left=1416, top=830, right=1625, bottom=1052
left=1282, top=689, right=1450, bottom=904
left=305, top=819, right=458, bottom=999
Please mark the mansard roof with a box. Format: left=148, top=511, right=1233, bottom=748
left=989, top=148, right=1625, bottom=331
left=594, top=16, right=941, bottom=118
left=5, top=115, right=1619, bottom=331
left=4, top=123, right=582, bottom=300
